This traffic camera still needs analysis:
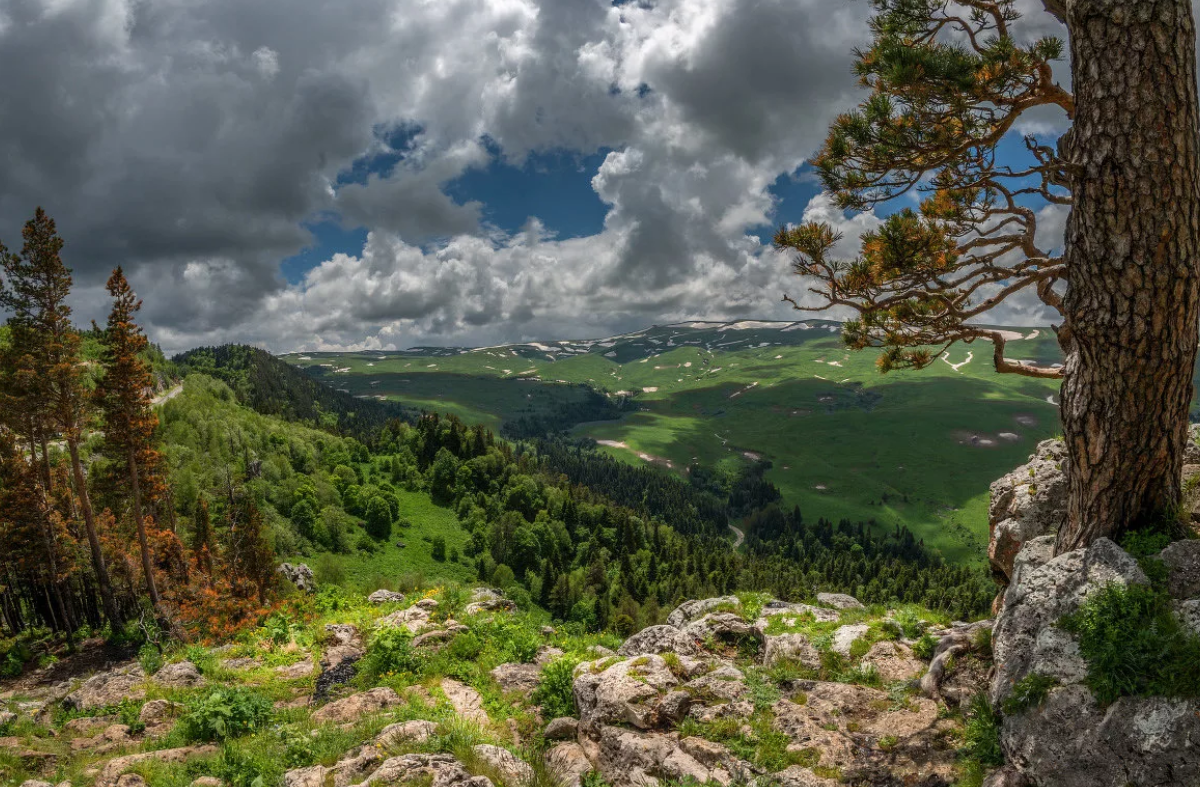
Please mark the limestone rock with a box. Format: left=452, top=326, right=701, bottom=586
left=0, top=710, right=15, bottom=728
left=379, top=605, right=435, bottom=634
left=441, top=678, right=489, bottom=724
left=616, top=625, right=697, bottom=658
left=138, top=698, right=181, bottom=728
left=829, top=624, right=869, bottom=657
left=278, top=563, right=316, bottom=593
left=770, top=766, right=838, bottom=787
left=154, top=660, right=205, bottom=688
left=375, top=719, right=438, bottom=748
left=95, top=745, right=218, bottom=787
left=1176, top=599, right=1200, bottom=636
left=683, top=665, right=748, bottom=703
left=63, top=665, right=145, bottom=711
left=311, top=687, right=401, bottom=724
left=363, top=753, right=493, bottom=787
left=763, top=633, right=821, bottom=670
left=759, top=601, right=840, bottom=623
left=369, top=589, right=406, bottom=604
left=190, top=778, right=223, bottom=787
left=69, top=723, right=131, bottom=754
left=491, top=663, right=542, bottom=696
left=473, top=744, right=534, bottom=784
left=859, top=641, right=924, bottom=682
left=682, top=612, right=761, bottom=646
left=816, top=593, right=864, bottom=610
left=544, top=717, right=578, bottom=740
left=276, top=659, right=314, bottom=680
left=666, top=597, right=740, bottom=628
left=574, top=655, right=679, bottom=731
left=1159, top=539, right=1200, bottom=599
left=545, top=743, right=592, bottom=787
left=987, top=439, right=1068, bottom=585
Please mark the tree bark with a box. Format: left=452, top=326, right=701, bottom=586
left=1057, top=0, right=1200, bottom=551
left=66, top=437, right=123, bottom=625
left=127, top=450, right=161, bottom=607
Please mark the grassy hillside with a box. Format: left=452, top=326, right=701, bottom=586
left=287, top=320, right=1066, bottom=563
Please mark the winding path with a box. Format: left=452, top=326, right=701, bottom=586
left=729, top=525, right=745, bottom=549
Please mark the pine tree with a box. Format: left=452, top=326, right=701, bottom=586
left=191, top=497, right=215, bottom=578
left=96, top=266, right=162, bottom=608
left=0, top=209, right=123, bottom=625
left=776, top=0, right=1200, bottom=548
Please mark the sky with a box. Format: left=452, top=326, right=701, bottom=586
left=0, top=0, right=1074, bottom=354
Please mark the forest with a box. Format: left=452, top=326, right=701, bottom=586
left=0, top=208, right=991, bottom=677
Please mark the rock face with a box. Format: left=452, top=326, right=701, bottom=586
left=278, top=562, right=316, bottom=593
left=991, top=537, right=1200, bottom=787
left=311, top=687, right=402, bottom=724
left=574, top=654, right=680, bottom=731
left=987, top=439, right=1068, bottom=586
left=63, top=664, right=145, bottom=711
left=368, top=589, right=406, bottom=604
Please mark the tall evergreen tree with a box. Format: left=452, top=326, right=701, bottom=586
left=96, top=266, right=162, bottom=608
left=0, top=209, right=122, bottom=625
left=776, top=0, right=1200, bottom=549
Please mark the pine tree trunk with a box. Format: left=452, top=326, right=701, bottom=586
left=127, top=450, right=161, bottom=607
left=1057, top=0, right=1200, bottom=551
left=66, top=438, right=123, bottom=625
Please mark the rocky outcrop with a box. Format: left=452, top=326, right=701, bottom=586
left=311, top=687, right=402, bottom=724
left=363, top=753, right=494, bottom=787
left=441, top=678, right=489, bottom=724
left=62, top=664, right=145, bottom=711
left=666, top=596, right=740, bottom=627
left=991, top=537, right=1200, bottom=787
left=574, top=654, right=680, bottom=731
left=153, top=660, right=205, bottom=688
left=816, top=593, right=864, bottom=610
left=987, top=439, right=1068, bottom=586
left=368, top=589, right=406, bottom=604
left=278, top=563, right=316, bottom=593
left=95, top=746, right=218, bottom=787
left=464, top=589, right=517, bottom=616
left=490, top=663, right=542, bottom=696
left=472, top=744, right=533, bottom=784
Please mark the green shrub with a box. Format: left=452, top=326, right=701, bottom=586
left=533, top=656, right=582, bottom=719
left=181, top=687, right=272, bottom=741
left=215, top=740, right=284, bottom=787
left=959, top=694, right=1003, bottom=768
left=1001, top=673, right=1058, bottom=716
left=1058, top=582, right=1200, bottom=704
left=360, top=626, right=421, bottom=678
left=138, top=642, right=164, bottom=676
left=912, top=632, right=938, bottom=661
left=1120, top=530, right=1172, bottom=559
left=0, top=639, right=31, bottom=678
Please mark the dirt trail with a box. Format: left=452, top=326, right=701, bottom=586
left=152, top=383, right=183, bottom=406
left=729, top=525, right=745, bottom=549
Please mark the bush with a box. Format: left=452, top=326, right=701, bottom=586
left=138, top=642, right=164, bottom=676
left=360, top=626, right=421, bottom=678
left=1058, top=582, right=1200, bottom=704
left=912, top=632, right=938, bottom=661
left=533, top=656, right=582, bottom=719
left=1001, top=672, right=1058, bottom=716
left=959, top=694, right=1003, bottom=768
left=181, top=687, right=272, bottom=741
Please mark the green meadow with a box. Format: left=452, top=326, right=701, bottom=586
left=287, top=320, right=1068, bottom=564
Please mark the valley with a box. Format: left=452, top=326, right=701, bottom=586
left=288, top=320, right=1066, bottom=564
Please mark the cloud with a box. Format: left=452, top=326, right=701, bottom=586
left=0, top=0, right=1072, bottom=355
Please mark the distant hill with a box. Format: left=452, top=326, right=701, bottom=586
left=283, top=320, right=1070, bottom=564
left=174, top=344, right=414, bottom=439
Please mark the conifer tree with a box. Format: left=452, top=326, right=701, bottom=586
left=0, top=209, right=122, bottom=625
left=95, top=266, right=162, bottom=608
left=776, top=0, right=1200, bottom=549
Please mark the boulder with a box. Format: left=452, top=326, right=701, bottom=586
left=574, top=655, right=680, bottom=731
left=829, top=624, right=869, bottom=657
left=491, top=663, right=542, bottom=696
left=276, top=659, right=314, bottom=680
left=69, top=723, right=131, bottom=754
left=95, top=745, right=218, bottom=787
left=63, top=665, right=145, bottom=711
left=544, top=717, right=578, bottom=740
left=762, top=633, right=821, bottom=670
left=992, top=537, right=1200, bottom=786
left=464, top=597, right=517, bottom=616
left=311, top=687, right=402, bottom=724
left=987, top=439, right=1068, bottom=585
left=545, top=743, right=593, bottom=787
left=379, top=605, right=435, bottom=634
left=815, top=593, right=864, bottom=610
left=412, top=629, right=461, bottom=650
left=617, top=625, right=697, bottom=657
left=992, top=538, right=1147, bottom=700
left=473, top=744, right=534, bottom=784
left=363, top=753, right=493, bottom=787
left=770, top=766, right=838, bottom=787
left=0, top=710, right=15, bottom=729
left=1159, top=539, right=1200, bottom=599
left=278, top=563, right=316, bottom=593
left=683, top=666, right=748, bottom=703
left=138, top=698, right=181, bottom=728
left=759, top=601, right=840, bottom=623
left=859, top=641, right=924, bottom=682
left=682, top=613, right=762, bottom=648
left=1176, top=599, right=1200, bottom=636
left=666, top=597, right=740, bottom=628
left=154, top=660, right=205, bottom=688
left=190, top=778, right=223, bottom=787
left=368, top=589, right=406, bottom=604
left=375, top=720, right=438, bottom=748
left=441, top=678, right=489, bottom=725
